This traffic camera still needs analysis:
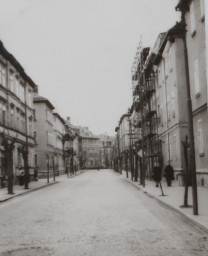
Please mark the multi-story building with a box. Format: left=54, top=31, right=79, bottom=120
left=53, top=112, right=66, bottom=174
left=33, top=95, right=55, bottom=176
left=118, top=114, right=130, bottom=153
left=117, top=114, right=130, bottom=170
left=99, top=134, right=114, bottom=168
left=176, top=0, right=208, bottom=186
left=79, top=127, right=101, bottom=169
left=64, top=117, right=80, bottom=172
left=154, top=23, right=190, bottom=177
left=0, top=40, right=38, bottom=186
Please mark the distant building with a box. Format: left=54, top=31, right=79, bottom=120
left=0, top=40, right=38, bottom=185
left=79, top=127, right=101, bottom=169
left=33, top=95, right=55, bottom=176
left=64, top=117, right=80, bottom=172
left=99, top=134, right=114, bottom=168
left=53, top=112, right=66, bottom=174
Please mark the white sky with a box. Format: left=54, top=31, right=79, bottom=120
left=0, top=0, right=180, bottom=136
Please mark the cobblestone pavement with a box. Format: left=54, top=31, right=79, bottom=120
left=0, top=169, right=208, bottom=256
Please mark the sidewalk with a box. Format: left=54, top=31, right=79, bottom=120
left=121, top=171, right=208, bottom=234
left=0, top=170, right=85, bottom=203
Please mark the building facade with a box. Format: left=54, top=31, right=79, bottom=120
left=33, top=95, right=56, bottom=176
left=154, top=24, right=190, bottom=178
left=176, top=0, right=208, bottom=186
left=99, top=134, right=114, bottom=168
left=0, top=40, right=38, bottom=186
left=53, top=113, right=66, bottom=174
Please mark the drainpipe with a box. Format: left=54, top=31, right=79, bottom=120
left=181, top=12, right=198, bottom=215
left=162, top=58, right=171, bottom=165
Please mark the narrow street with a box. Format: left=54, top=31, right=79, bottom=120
left=0, top=170, right=207, bottom=256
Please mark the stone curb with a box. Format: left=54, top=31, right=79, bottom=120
left=0, top=181, right=59, bottom=203
left=124, top=177, right=208, bottom=234
left=0, top=171, right=86, bottom=203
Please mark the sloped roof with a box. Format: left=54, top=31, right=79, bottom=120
left=0, top=40, right=38, bottom=91
left=33, top=95, right=55, bottom=110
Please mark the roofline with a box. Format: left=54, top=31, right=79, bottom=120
left=33, top=97, right=55, bottom=110
left=154, top=21, right=185, bottom=65
left=0, top=40, right=38, bottom=91
left=118, top=113, right=130, bottom=126
left=53, top=112, right=65, bottom=125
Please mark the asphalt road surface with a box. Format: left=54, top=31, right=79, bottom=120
left=0, top=169, right=208, bottom=256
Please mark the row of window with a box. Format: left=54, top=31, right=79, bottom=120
left=0, top=100, right=33, bottom=136
left=0, top=62, right=34, bottom=108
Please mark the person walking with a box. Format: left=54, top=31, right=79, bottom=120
left=164, top=164, right=174, bottom=187
left=151, top=166, right=162, bottom=187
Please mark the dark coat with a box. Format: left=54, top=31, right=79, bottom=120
left=152, top=166, right=162, bottom=182
left=164, top=165, right=174, bottom=180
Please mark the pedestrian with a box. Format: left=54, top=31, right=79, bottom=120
left=18, top=168, right=25, bottom=186
left=151, top=166, right=162, bottom=187
left=164, top=164, right=174, bottom=187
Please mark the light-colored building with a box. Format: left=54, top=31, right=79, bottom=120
left=176, top=0, right=208, bottom=186
left=118, top=114, right=130, bottom=153
left=154, top=23, right=189, bottom=177
left=79, top=127, right=101, bottom=169
left=33, top=95, right=56, bottom=176
left=0, top=40, right=38, bottom=186
left=99, top=134, right=114, bottom=168
left=117, top=113, right=130, bottom=170
left=53, top=112, right=66, bottom=174
left=64, top=117, right=80, bottom=172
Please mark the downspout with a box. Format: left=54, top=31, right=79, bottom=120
left=180, top=10, right=198, bottom=215
left=162, top=58, right=171, bottom=165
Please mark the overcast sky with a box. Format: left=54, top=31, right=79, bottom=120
left=0, top=0, right=180, bottom=136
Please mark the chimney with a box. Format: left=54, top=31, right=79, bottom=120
left=67, top=116, right=71, bottom=123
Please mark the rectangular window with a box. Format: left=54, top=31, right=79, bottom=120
left=47, top=132, right=54, bottom=146
left=1, top=66, right=6, bottom=87
left=190, top=1, right=196, bottom=33
left=20, top=84, right=25, bottom=102
left=28, top=93, right=32, bottom=108
left=16, top=79, right=20, bottom=98
left=0, top=65, right=7, bottom=87
left=197, top=119, right=204, bottom=154
left=10, top=109, right=14, bottom=128
left=0, top=103, right=6, bottom=125
left=46, top=110, right=54, bottom=125
left=10, top=73, right=14, bottom=92
left=194, top=58, right=200, bottom=96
